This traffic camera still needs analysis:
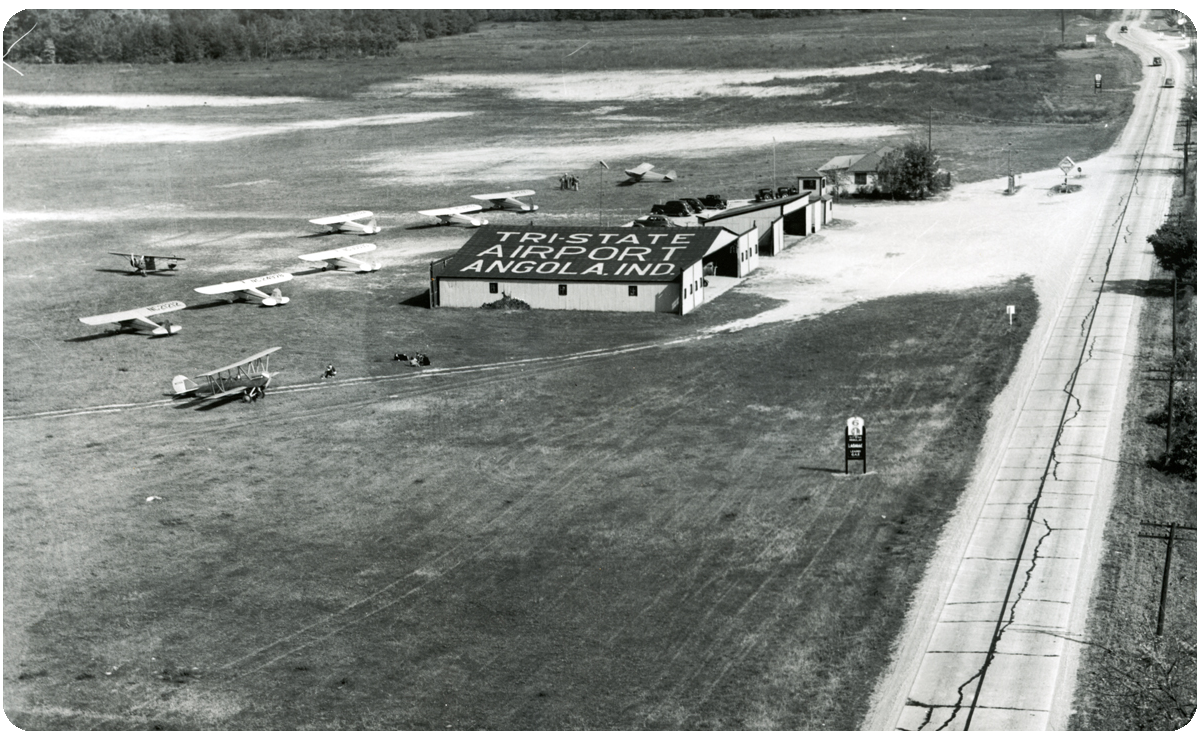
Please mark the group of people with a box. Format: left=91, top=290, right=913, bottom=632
left=394, top=352, right=430, bottom=367
left=558, top=173, right=580, bottom=191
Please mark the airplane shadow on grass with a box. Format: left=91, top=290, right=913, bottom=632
left=185, top=300, right=237, bottom=311
left=65, top=329, right=178, bottom=342
left=94, top=268, right=176, bottom=277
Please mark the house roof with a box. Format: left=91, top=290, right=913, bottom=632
left=817, top=147, right=895, bottom=174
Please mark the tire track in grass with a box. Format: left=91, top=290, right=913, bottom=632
left=115, top=368, right=706, bottom=725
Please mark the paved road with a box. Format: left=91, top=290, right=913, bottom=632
left=863, top=14, right=1189, bottom=731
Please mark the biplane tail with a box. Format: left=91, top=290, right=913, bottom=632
left=172, top=375, right=199, bottom=397
left=664, top=170, right=677, bottom=182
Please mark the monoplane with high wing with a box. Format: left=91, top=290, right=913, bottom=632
left=418, top=204, right=488, bottom=227
left=308, top=210, right=381, bottom=235
left=172, top=346, right=281, bottom=404
left=622, top=162, right=676, bottom=183
left=78, top=300, right=186, bottom=336
left=470, top=190, right=538, bottom=213
left=298, top=243, right=381, bottom=272
left=194, top=273, right=292, bottom=306
left=109, top=252, right=185, bottom=275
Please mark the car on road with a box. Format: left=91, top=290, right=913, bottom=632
left=1164, top=77, right=1175, bottom=88
left=1152, top=56, right=1163, bottom=66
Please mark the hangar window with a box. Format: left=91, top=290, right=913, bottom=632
left=558, top=284, right=568, bottom=296
left=628, top=286, right=638, bottom=297
left=489, top=282, right=498, bottom=294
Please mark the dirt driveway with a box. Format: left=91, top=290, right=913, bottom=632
left=716, top=157, right=1121, bottom=335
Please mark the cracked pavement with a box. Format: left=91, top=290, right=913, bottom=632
left=862, top=14, right=1186, bottom=731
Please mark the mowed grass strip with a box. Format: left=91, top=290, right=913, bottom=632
left=5, top=278, right=1036, bottom=730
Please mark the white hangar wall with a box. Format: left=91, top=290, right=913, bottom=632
left=439, top=279, right=682, bottom=313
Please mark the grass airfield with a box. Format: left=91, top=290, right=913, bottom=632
left=3, top=11, right=1143, bottom=730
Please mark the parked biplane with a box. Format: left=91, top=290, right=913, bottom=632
left=297, top=243, right=381, bottom=272
left=78, top=300, right=185, bottom=336
left=194, top=273, right=292, bottom=306
left=623, top=162, right=676, bottom=184
left=172, top=346, right=281, bottom=404
left=109, top=252, right=185, bottom=275
left=418, top=204, right=488, bottom=227
left=308, top=210, right=381, bottom=235
left=471, top=190, right=538, bottom=213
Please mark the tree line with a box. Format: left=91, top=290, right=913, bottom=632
left=2, top=9, right=875, bottom=64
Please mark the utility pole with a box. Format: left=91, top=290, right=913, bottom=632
left=1138, top=521, right=1197, bottom=636
left=1060, top=10, right=1065, bottom=45
left=928, top=105, right=933, bottom=150
left=1183, top=116, right=1191, bottom=196
left=772, top=138, right=778, bottom=193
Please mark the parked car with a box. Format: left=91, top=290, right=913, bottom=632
left=650, top=204, right=668, bottom=215
left=680, top=197, right=706, bottom=213
left=1164, top=77, right=1175, bottom=88
left=634, top=215, right=673, bottom=228
left=661, top=200, right=694, bottom=217
left=700, top=194, right=727, bottom=209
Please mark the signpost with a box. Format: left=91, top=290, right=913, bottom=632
left=1094, top=73, right=1102, bottom=91
left=1006, top=305, right=1015, bottom=325
left=845, top=416, right=866, bottom=474
left=1058, top=156, right=1075, bottom=189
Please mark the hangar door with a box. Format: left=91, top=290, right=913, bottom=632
left=783, top=205, right=808, bottom=236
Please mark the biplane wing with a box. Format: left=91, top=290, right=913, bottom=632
left=194, top=273, right=293, bottom=306
left=308, top=210, right=380, bottom=235
left=470, top=189, right=538, bottom=212
left=108, top=252, right=185, bottom=274
left=79, top=300, right=186, bottom=336
left=418, top=204, right=488, bottom=227
left=297, top=243, right=380, bottom=272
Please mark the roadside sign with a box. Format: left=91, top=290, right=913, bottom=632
left=1058, top=156, right=1075, bottom=175
left=845, top=416, right=866, bottom=473
left=1094, top=73, right=1102, bottom=90
left=1007, top=304, right=1015, bottom=325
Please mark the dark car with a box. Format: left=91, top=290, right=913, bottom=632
left=700, top=194, right=727, bottom=209
left=661, top=200, right=693, bottom=217
left=634, top=215, right=673, bottom=228
left=650, top=204, right=668, bottom=215
left=1152, top=56, right=1163, bottom=66
left=681, top=197, right=706, bottom=213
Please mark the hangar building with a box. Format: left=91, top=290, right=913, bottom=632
left=430, top=225, right=758, bottom=314
left=699, top=192, right=816, bottom=256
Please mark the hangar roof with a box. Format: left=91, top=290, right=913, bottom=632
left=701, top=192, right=810, bottom=222
left=437, top=225, right=732, bottom=283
